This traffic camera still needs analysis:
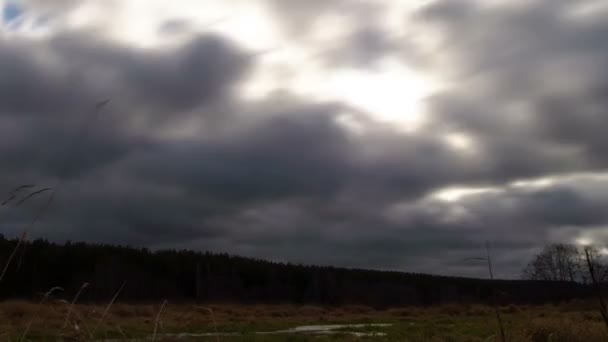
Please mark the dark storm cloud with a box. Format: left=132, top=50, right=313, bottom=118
left=0, top=39, right=81, bottom=115
left=375, top=180, right=608, bottom=277
left=0, top=31, right=250, bottom=181
left=399, top=0, right=608, bottom=273
left=4, top=0, right=608, bottom=279
left=47, top=32, right=250, bottom=115
left=422, top=0, right=608, bottom=178
left=127, top=103, right=355, bottom=204
left=422, top=2, right=608, bottom=115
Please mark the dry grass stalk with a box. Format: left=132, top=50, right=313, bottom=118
left=0, top=190, right=56, bottom=283
left=61, top=282, right=90, bottom=331
left=8, top=184, right=35, bottom=195
left=485, top=243, right=506, bottom=342
left=2, top=185, right=53, bottom=208
left=115, top=324, right=128, bottom=340
left=463, top=243, right=506, bottom=342
left=2, top=194, right=16, bottom=206
left=584, top=247, right=608, bottom=329
left=2, top=184, right=35, bottom=205
left=19, top=286, right=63, bottom=341
left=92, top=281, right=126, bottom=336
left=152, top=300, right=168, bottom=341
left=1, top=100, right=109, bottom=285
left=205, top=306, right=220, bottom=342
left=16, top=187, right=52, bottom=206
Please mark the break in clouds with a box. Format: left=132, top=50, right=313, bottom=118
left=1, top=0, right=608, bottom=278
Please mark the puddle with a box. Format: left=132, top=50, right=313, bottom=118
left=102, top=323, right=391, bottom=340
left=264, top=323, right=391, bottom=336
left=164, top=323, right=391, bottom=338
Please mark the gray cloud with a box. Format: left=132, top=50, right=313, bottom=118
left=263, top=0, right=347, bottom=38
left=323, top=25, right=396, bottom=69
left=127, top=104, right=355, bottom=203
left=47, top=32, right=251, bottom=116
left=422, top=0, right=608, bottom=177
left=3, top=0, right=608, bottom=279
left=0, top=30, right=250, bottom=180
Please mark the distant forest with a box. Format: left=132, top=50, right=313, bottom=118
left=0, top=235, right=596, bottom=307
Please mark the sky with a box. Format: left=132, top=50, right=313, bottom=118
left=1, top=0, right=608, bottom=279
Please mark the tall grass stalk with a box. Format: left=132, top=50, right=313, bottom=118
left=0, top=100, right=109, bottom=284
left=464, top=243, right=506, bottom=342
left=485, top=242, right=506, bottom=342
left=584, top=247, right=608, bottom=329
left=205, top=307, right=220, bottom=342
left=19, top=286, right=63, bottom=341
left=15, top=188, right=52, bottom=206
left=92, top=281, right=126, bottom=337
left=152, top=300, right=168, bottom=341
left=61, top=282, right=90, bottom=332
left=2, top=184, right=35, bottom=205
left=0, top=191, right=55, bottom=283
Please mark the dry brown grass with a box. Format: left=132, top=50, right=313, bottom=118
left=519, top=317, right=607, bottom=341
left=1, top=301, right=607, bottom=340
left=0, top=301, right=381, bottom=337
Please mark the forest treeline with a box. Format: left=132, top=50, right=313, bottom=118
left=0, top=236, right=598, bottom=307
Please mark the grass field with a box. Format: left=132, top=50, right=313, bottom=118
left=1, top=300, right=607, bottom=341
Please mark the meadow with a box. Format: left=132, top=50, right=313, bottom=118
left=2, top=300, right=607, bottom=341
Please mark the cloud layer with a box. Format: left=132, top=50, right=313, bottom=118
left=2, top=0, right=608, bottom=278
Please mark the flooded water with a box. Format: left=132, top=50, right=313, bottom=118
left=163, top=323, right=391, bottom=338
left=263, top=323, right=391, bottom=336
left=102, top=323, right=392, bottom=340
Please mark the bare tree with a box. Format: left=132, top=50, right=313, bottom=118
left=582, top=246, right=608, bottom=284
left=522, top=243, right=606, bottom=283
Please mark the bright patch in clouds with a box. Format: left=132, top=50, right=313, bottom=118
left=243, top=55, right=438, bottom=130
left=326, top=59, right=435, bottom=128
left=511, top=177, right=556, bottom=189
left=431, top=186, right=500, bottom=202
left=575, top=237, right=592, bottom=246
left=444, top=132, right=476, bottom=152
left=14, top=0, right=438, bottom=131
left=432, top=171, right=608, bottom=203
